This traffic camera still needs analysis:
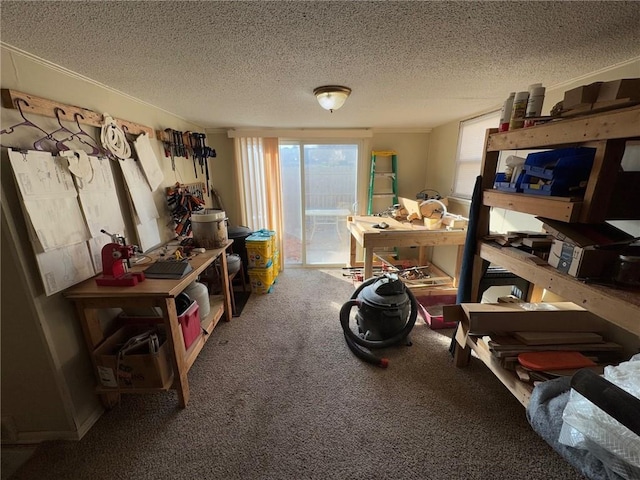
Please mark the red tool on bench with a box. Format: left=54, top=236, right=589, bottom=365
left=95, top=230, right=145, bottom=287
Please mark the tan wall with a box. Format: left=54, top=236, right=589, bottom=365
left=203, top=132, right=238, bottom=225
left=371, top=132, right=430, bottom=203
left=0, top=46, right=211, bottom=441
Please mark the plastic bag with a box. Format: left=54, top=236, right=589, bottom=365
left=559, top=354, right=640, bottom=479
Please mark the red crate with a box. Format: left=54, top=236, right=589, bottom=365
left=178, top=301, right=201, bottom=350
left=415, top=294, right=457, bottom=329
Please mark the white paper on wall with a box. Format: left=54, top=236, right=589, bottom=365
left=119, top=157, right=159, bottom=224
left=8, top=149, right=90, bottom=252
left=35, top=241, right=95, bottom=296
left=88, top=234, right=113, bottom=273
left=135, top=218, right=162, bottom=252
left=75, top=155, right=125, bottom=237
left=133, top=133, right=164, bottom=191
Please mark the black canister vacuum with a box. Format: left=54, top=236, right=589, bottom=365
left=340, top=273, right=418, bottom=368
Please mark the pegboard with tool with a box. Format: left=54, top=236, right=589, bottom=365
left=156, top=129, right=216, bottom=196
left=166, top=182, right=205, bottom=237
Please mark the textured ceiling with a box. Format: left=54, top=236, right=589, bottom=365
left=1, top=1, right=639, bottom=130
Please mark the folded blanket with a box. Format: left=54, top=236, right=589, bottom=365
left=526, top=376, right=624, bottom=480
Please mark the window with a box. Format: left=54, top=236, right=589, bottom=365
left=452, top=111, right=500, bottom=198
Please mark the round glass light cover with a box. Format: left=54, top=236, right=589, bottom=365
left=316, top=91, right=349, bottom=111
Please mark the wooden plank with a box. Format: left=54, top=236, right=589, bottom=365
left=513, top=331, right=603, bottom=345
left=486, top=105, right=640, bottom=151
left=365, top=229, right=467, bottom=248
left=398, top=196, right=422, bottom=220
left=479, top=242, right=640, bottom=336
left=64, top=245, right=229, bottom=299
left=606, top=172, right=640, bottom=220
left=580, top=139, right=627, bottom=222
left=1, top=88, right=154, bottom=138
left=483, top=190, right=582, bottom=222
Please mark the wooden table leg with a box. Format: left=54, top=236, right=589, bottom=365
left=453, top=323, right=472, bottom=367
left=219, top=248, right=233, bottom=322
left=454, top=342, right=472, bottom=367
left=418, top=246, right=426, bottom=266
left=364, top=247, right=374, bottom=279
left=349, top=231, right=357, bottom=267
left=453, top=244, right=464, bottom=288
left=162, top=298, right=189, bottom=407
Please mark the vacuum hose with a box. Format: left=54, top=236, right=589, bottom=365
left=340, top=276, right=418, bottom=368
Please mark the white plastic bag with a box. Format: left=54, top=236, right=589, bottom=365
left=559, top=354, right=640, bottom=479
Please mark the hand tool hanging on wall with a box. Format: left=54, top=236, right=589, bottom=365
left=187, top=132, right=198, bottom=177
left=166, top=183, right=205, bottom=236
left=164, top=128, right=175, bottom=170
left=176, top=130, right=186, bottom=159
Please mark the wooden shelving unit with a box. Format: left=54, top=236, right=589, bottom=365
left=478, top=105, right=640, bottom=225
left=454, top=105, right=640, bottom=407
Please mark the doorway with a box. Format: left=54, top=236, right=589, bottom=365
left=279, top=141, right=358, bottom=266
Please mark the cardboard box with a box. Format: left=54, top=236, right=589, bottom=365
left=548, top=239, right=619, bottom=278
left=540, top=218, right=633, bottom=247
left=540, top=218, right=633, bottom=278
left=595, top=78, right=640, bottom=103
left=563, top=82, right=602, bottom=110
left=457, top=302, right=605, bottom=336
left=94, top=325, right=173, bottom=389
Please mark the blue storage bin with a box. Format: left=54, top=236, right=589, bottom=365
left=523, top=147, right=596, bottom=177
left=493, top=171, right=525, bottom=193
left=520, top=147, right=596, bottom=196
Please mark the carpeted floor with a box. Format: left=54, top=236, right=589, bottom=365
left=8, top=269, right=585, bottom=480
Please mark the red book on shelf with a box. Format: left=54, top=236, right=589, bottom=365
left=517, top=351, right=597, bottom=371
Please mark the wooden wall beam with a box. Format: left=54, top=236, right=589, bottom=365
left=1, top=89, right=154, bottom=138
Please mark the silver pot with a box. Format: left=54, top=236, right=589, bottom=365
left=612, top=254, right=640, bottom=288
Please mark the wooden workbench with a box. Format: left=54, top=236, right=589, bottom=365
left=64, top=243, right=233, bottom=408
left=347, top=215, right=467, bottom=281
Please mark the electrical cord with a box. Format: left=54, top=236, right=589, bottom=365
left=100, top=114, right=131, bottom=160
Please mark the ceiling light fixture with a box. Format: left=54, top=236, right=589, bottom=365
left=313, top=85, right=351, bottom=113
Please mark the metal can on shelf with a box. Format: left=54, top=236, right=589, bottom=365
left=612, top=254, right=640, bottom=288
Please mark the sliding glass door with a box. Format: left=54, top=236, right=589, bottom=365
left=280, top=141, right=358, bottom=266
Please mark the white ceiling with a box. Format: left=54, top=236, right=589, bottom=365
left=1, top=1, right=639, bottom=130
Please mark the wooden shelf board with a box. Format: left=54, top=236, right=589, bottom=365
left=479, top=242, right=640, bottom=337
left=1, top=88, right=154, bottom=138
left=483, top=190, right=582, bottom=222
left=486, top=105, right=640, bottom=151
left=466, top=336, right=532, bottom=407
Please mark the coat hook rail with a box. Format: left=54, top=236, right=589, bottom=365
left=1, top=89, right=154, bottom=138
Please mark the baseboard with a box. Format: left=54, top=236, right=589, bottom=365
left=1, top=405, right=103, bottom=445
left=75, top=404, right=104, bottom=440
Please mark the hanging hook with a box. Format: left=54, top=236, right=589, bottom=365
left=1, top=98, right=49, bottom=137
left=68, top=112, right=102, bottom=156
left=32, top=105, right=70, bottom=152
left=11, top=98, right=62, bottom=152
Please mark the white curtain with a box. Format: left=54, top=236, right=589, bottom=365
left=233, top=136, right=284, bottom=267
left=234, top=137, right=268, bottom=230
